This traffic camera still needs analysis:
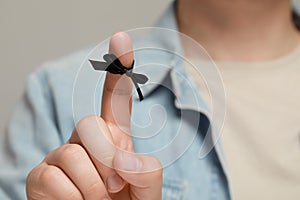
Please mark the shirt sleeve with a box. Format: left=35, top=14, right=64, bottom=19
left=0, top=71, right=63, bottom=200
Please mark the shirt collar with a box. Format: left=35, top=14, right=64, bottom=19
left=133, top=2, right=210, bottom=114
left=132, top=1, right=229, bottom=176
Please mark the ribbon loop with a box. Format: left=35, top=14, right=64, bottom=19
left=89, top=54, right=148, bottom=101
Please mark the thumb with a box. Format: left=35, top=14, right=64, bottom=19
left=113, top=151, right=162, bottom=200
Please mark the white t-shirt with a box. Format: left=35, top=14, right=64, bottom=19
left=184, top=46, right=300, bottom=200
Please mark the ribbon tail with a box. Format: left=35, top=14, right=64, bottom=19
left=131, top=77, right=144, bottom=101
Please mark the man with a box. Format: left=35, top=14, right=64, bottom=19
left=1, top=0, right=300, bottom=199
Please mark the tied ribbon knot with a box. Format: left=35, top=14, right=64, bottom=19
left=89, top=54, right=148, bottom=101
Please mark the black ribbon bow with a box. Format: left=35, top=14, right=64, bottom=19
left=89, top=54, right=148, bottom=101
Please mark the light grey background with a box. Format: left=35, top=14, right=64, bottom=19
left=0, top=0, right=172, bottom=133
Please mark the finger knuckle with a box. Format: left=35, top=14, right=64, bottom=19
left=26, top=165, right=40, bottom=184
left=76, top=115, right=107, bottom=138
left=77, top=115, right=99, bottom=129
left=39, top=166, right=82, bottom=200
left=26, top=165, right=46, bottom=199
left=58, top=144, right=86, bottom=163
left=39, top=166, right=60, bottom=186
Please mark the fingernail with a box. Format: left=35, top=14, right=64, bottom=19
left=119, top=151, right=142, bottom=171
left=106, top=173, right=124, bottom=193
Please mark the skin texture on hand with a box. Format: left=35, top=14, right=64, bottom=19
left=26, top=32, right=162, bottom=200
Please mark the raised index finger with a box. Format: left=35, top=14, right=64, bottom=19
left=101, top=32, right=134, bottom=151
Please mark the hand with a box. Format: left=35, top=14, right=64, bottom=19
left=26, top=32, right=163, bottom=200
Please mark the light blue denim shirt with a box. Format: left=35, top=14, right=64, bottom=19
left=0, top=2, right=230, bottom=199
